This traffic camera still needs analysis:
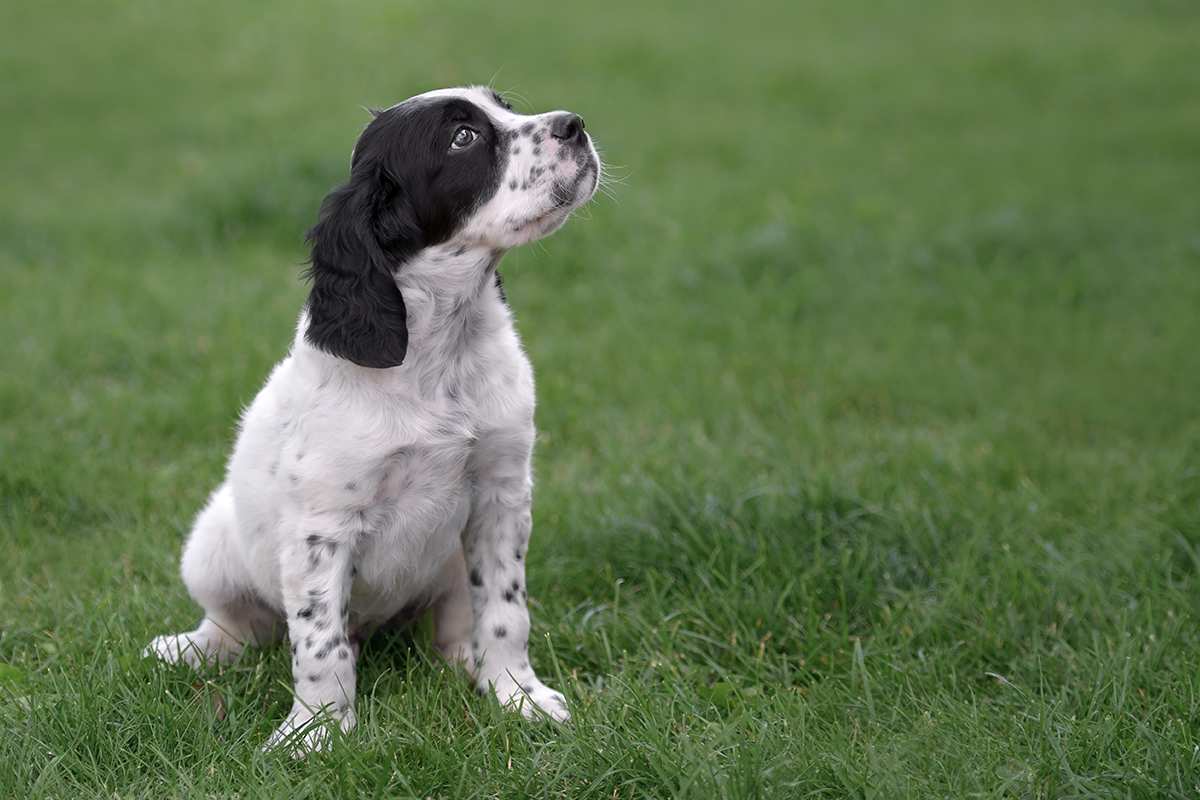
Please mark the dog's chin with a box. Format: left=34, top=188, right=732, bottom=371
left=523, top=164, right=598, bottom=239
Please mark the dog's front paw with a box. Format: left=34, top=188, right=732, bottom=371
left=261, top=703, right=356, bottom=757
left=495, top=678, right=570, bottom=723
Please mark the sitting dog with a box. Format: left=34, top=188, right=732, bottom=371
left=145, top=86, right=600, bottom=753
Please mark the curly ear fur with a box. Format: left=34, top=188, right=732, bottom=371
left=303, top=164, right=417, bottom=369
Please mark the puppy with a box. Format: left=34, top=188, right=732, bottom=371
left=145, top=86, right=600, bottom=753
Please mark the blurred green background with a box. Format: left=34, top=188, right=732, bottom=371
left=2, top=1, right=1199, bottom=796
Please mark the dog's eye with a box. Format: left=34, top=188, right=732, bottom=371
left=450, top=126, right=478, bottom=150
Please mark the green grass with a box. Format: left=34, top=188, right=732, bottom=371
left=2, top=0, right=1200, bottom=796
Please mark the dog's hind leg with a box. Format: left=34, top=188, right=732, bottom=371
left=431, top=545, right=477, bottom=674
left=145, top=483, right=282, bottom=668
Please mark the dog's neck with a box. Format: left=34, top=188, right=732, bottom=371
left=392, top=242, right=510, bottom=388
left=297, top=242, right=511, bottom=391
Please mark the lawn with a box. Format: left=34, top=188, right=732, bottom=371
left=2, top=0, right=1199, bottom=796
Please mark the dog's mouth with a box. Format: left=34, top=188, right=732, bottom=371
left=549, top=161, right=597, bottom=209
left=509, top=152, right=599, bottom=236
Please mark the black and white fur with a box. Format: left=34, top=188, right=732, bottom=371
left=144, top=86, right=600, bottom=754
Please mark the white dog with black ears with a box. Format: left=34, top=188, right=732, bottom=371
left=145, top=86, right=600, bottom=754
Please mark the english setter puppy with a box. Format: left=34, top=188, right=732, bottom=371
left=145, top=86, right=599, bottom=753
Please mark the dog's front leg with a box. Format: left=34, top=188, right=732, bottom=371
left=262, top=523, right=357, bottom=754
left=463, top=429, right=569, bottom=722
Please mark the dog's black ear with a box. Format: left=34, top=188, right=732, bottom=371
left=303, top=165, right=417, bottom=368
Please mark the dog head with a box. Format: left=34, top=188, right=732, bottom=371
left=304, top=86, right=600, bottom=368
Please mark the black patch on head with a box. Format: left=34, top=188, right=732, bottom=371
left=304, top=93, right=508, bottom=368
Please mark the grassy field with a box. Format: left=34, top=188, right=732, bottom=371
left=2, top=0, right=1199, bottom=796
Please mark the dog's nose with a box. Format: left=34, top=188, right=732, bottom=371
left=550, top=112, right=586, bottom=145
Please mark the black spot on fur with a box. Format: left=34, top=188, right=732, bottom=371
left=338, top=648, right=349, bottom=660
left=297, top=606, right=313, bottom=619
left=532, top=130, right=545, bottom=144
left=309, top=674, right=321, bottom=682
left=509, top=179, right=518, bottom=190
left=494, top=625, right=507, bottom=638
left=514, top=549, right=523, bottom=561
left=532, top=147, right=541, bottom=157
left=494, top=270, right=507, bottom=304
left=503, top=590, right=515, bottom=603
left=306, top=534, right=321, bottom=547
left=469, top=569, right=483, bottom=587
left=345, top=481, right=358, bottom=491
left=521, top=122, right=535, bottom=135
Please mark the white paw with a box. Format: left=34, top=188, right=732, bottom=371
left=495, top=679, right=570, bottom=723
left=261, top=703, right=356, bottom=757
left=143, top=633, right=220, bottom=668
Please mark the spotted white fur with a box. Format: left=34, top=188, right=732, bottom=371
left=145, top=87, right=600, bottom=754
